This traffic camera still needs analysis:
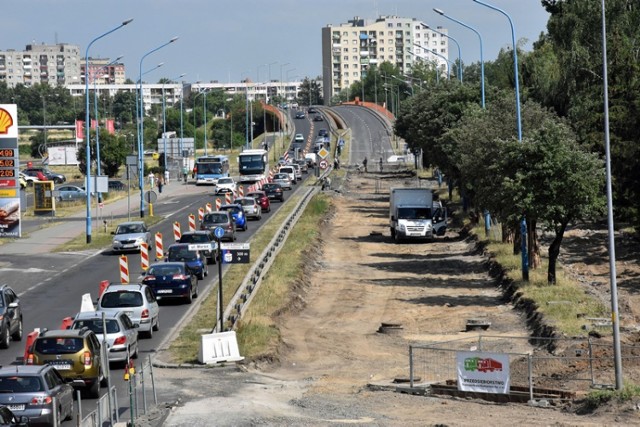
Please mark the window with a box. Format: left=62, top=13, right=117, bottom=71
left=352, top=40, right=357, bottom=45
left=343, top=64, right=349, bottom=69
left=388, top=31, right=393, bottom=36
left=380, top=47, right=385, bottom=52
left=353, top=56, right=358, bottom=61
left=344, top=72, right=349, bottom=77
left=352, top=48, right=357, bottom=52
left=396, top=23, right=402, bottom=27
left=344, top=48, right=348, bottom=52
left=343, top=55, right=348, bottom=61
left=387, top=23, right=393, bottom=28
left=353, top=72, right=359, bottom=77
left=342, top=31, right=348, bottom=36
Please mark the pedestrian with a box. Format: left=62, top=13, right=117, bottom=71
left=182, top=166, right=188, bottom=184
left=164, top=170, right=170, bottom=185
left=379, top=157, right=383, bottom=172
left=362, top=157, right=368, bottom=172
left=148, top=172, right=155, bottom=188
left=157, top=175, right=163, bottom=194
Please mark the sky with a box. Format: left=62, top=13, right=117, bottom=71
left=3, top=0, right=550, bottom=84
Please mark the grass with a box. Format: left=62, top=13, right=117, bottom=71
left=470, top=223, right=608, bottom=336
left=584, top=383, right=640, bottom=408
left=167, top=191, right=329, bottom=363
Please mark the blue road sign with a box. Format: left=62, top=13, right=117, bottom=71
left=214, top=226, right=225, bottom=240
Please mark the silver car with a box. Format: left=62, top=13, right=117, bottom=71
left=112, top=221, right=150, bottom=253
left=233, top=197, right=262, bottom=220
left=97, top=284, right=160, bottom=338
left=71, top=311, right=139, bottom=363
left=272, top=173, right=292, bottom=190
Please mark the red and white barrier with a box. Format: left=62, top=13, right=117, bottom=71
left=188, top=214, right=196, bottom=232
left=99, top=280, right=110, bottom=298
left=225, top=193, right=232, bottom=204
left=206, top=202, right=212, bottom=213
left=155, top=232, right=164, bottom=259
left=198, top=207, right=204, bottom=222
left=119, top=255, right=129, bottom=284
left=60, top=317, right=73, bottom=330
left=24, top=330, right=41, bottom=362
left=173, top=222, right=181, bottom=242
left=140, top=242, right=150, bottom=271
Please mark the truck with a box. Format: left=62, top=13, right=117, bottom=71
left=389, top=187, right=447, bottom=242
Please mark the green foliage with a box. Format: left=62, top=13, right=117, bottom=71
left=296, top=77, right=323, bottom=105
left=76, top=129, right=129, bottom=177
left=585, top=384, right=640, bottom=409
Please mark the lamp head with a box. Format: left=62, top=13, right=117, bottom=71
left=169, top=37, right=179, bottom=43
left=421, top=23, right=430, bottom=29
left=157, top=62, right=165, bottom=68
left=433, top=8, right=444, bottom=15
left=122, top=18, right=134, bottom=26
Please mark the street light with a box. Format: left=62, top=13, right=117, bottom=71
left=137, top=36, right=179, bottom=218
left=421, top=23, right=462, bottom=82
left=162, top=73, right=186, bottom=178
left=84, top=18, right=133, bottom=243
left=412, top=44, right=452, bottom=80
left=434, top=8, right=485, bottom=109
left=279, top=62, right=289, bottom=105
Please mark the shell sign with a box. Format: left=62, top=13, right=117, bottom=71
left=0, top=106, right=17, bottom=138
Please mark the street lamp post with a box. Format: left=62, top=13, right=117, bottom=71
left=434, top=9, right=485, bottom=108
left=412, top=44, right=452, bottom=80
left=137, top=36, right=179, bottom=218
left=421, top=23, right=462, bottom=82
left=84, top=18, right=133, bottom=243
left=162, top=73, right=186, bottom=179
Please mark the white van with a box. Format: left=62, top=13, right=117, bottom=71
left=279, top=166, right=296, bottom=184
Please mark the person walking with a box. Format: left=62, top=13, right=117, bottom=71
left=164, top=170, right=170, bottom=185
left=148, top=172, right=155, bottom=189
left=362, top=157, right=368, bottom=172
left=157, top=175, right=164, bottom=194
left=379, top=157, right=383, bottom=172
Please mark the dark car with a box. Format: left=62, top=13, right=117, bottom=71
left=200, top=211, right=236, bottom=242
left=166, top=243, right=209, bottom=280
left=295, top=159, right=309, bottom=173
left=0, top=365, right=74, bottom=426
left=108, top=180, right=126, bottom=191
left=308, top=107, right=317, bottom=114
left=220, top=203, right=247, bottom=231
left=142, top=262, right=198, bottom=304
left=313, top=114, right=323, bottom=122
left=294, top=112, right=305, bottom=119
left=178, top=230, right=218, bottom=264
left=262, top=183, right=285, bottom=202
left=246, top=191, right=271, bottom=213
left=0, top=285, right=23, bottom=349
left=21, top=167, right=66, bottom=184
left=317, top=129, right=329, bottom=138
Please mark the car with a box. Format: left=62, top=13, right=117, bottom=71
left=19, top=172, right=38, bottom=187
left=317, top=129, right=329, bottom=138
left=26, top=328, right=106, bottom=398
left=294, top=133, right=305, bottom=144
left=178, top=230, right=218, bottom=264
left=108, top=180, right=126, bottom=191
left=246, top=191, right=271, bottom=212
left=0, top=405, right=29, bottom=426
left=55, top=185, right=87, bottom=202
left=308, top=107, right=317, bottom=114
left=233, top=197, right=262, bottom=220
left=97, top=284, right=160, bottom=339
left=277, top=156, right=287, bottom=166
left=141, top=262, right=199, bottom=304
left=220, top=203, right=247, bottom=231
left=21, top=167, right=66, bottom=184
left=295, top=159, right=309, bottom=174
left=18, top=174, right=27, bottom=190
left=272, top=173, right=292, bottom=191
left=294, top=112, right=305, bottom=119
left=313, top=114, right=324, bottom=122
left=279, top=166, right=296, bottom=184
left=111, top=221, right=150, bottom=253
left=70, top=311, right=139, bottom=364
left=0, top=285, right=22, bottom=350
left=0, top=365, right=74, bottom=426
left=200, top=211, right=236, bottom=242
left=215, top=177, right=236, bottom=195
left=166, top=243, right=209, bottom=280
left=261, top=183, right=285, bottom=202
left=290, top=163, right=302, bottom=181
left=143, top=150, right=157, bottom=157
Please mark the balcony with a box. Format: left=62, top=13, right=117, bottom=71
left=332, top=43, right=342, bottom=48
left=359, top=51, right=369, bottom=57
left=359, top=34, right=368, bottom=40
left=360, top=58, right=370, bottom=64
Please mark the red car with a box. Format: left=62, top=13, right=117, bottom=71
left=246, top=191, right=271, bottom=213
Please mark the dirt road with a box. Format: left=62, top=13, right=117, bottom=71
left=155, top=170, right=627, bottom=426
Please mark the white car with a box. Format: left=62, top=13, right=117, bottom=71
left=215, top=177, right=237, bottom=195
left=112, top=221, right=151, bottom=253
left=294, top=134, right=305, bottom=144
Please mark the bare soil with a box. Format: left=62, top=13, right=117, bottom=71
left=157, top=170, right=640, bottom=426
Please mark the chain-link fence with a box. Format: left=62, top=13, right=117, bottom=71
left=409, top=335, right=640, bottom=402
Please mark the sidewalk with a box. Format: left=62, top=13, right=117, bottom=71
left=1, top=179, right=205, bottom=255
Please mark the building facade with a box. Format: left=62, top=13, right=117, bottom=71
left=81, top=59, right=126, bottom=85
left=321, top=16, right=449, bottom=104
left=0, top=43, right=82, bottom=88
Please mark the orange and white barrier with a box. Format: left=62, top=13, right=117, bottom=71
left=238, top=185, right=244, bottom=197
left=60, top=317, right=73, bottom=330
left=198, top=207, right=204, bottom=222
left=206, top=202, right=212, bottom=213
left=225, top=193, right=232, bottom=204
left=155, top=232, right=164, bottom=259
left=119, top=255, right=129, bottom=284
left=140, top=242, right=150, bottom=271
left=173, top=222, right=181, bottom=242
left=188, top=214, right=196, bottom=232
left=215, top=198, right=222, bottom=211
left=24, top=330, right=41, bottom=362
left=99, top=280, right=110, bottom=298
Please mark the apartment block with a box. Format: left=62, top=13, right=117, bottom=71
left=0, top=43, right=82, bottom=87
left=321, top=16, right=449, bottom=103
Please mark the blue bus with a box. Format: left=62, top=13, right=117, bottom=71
left=195, top=155, right=230, bottom=185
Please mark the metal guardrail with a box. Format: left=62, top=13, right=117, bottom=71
left=224, top=187, right=319, bottom=329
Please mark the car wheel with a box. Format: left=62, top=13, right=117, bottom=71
left=131, top=345, right=139, bottom=359
left=99, top=372, right=108, bottom=387
left=198, top=271, right=205, bottom=280
left=204, top=266, right=209, bottom=277
left=0, top=326, right=10, bottom=349
left=243, top=223, right=248, bottom=231
left=144, top=324, right=153, bottom=339
left=11, top=318, right=23, bottom=341
left=185, top=286, right=193, bottom=304
left=193, top=283, right=199, bottom=299
left=153, top=316, right=160, bottom=331
left=88, top=379, right=100, bottom=398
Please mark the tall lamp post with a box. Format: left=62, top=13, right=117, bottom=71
left=412, top=44, right=452, bottom=80
left=162, top=73, right=186, bottom=177
left=84, top=18, right=133, bottom=243
left=137, top=36, right=178, bottom=218
left=421, top=23, right=462, bottom=82
left=434, top=8, right=485, bottom=108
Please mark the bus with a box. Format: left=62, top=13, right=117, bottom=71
left=237, top=149, right=268, bottom=183
left=194, top=155, right=230, bottom=185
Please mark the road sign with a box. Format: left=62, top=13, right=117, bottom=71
left=214, top=226, right=225, bottom=240
left=220, top=242, right=250, bottom=264
left=144, top=190, right=157, bottom=204
left=188, top=243, right=213, bottom=251
left=319, top=159, right=329, bottom=170
left=318, top=147, right=329, bottom=159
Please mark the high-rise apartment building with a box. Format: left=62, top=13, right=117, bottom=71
left=0, top=43, right=82, bottom=88
left=321, top=16, right=449, bottom=104
left=81, top=59, right=126, bottom=85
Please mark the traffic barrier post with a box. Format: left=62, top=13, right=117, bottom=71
left=24, top=330, right=40, bottom=361
left=119, top=255, right=129, bottom=284
left=225, top=193, right=231, bottom=204
left=99, top=280, right=110, bottom=298
left=188, top=214, right=196, bottom=232
left=238, top=185, right=244, bottom=197
left=215, top=198, right=222, bottom=210
left=198, top=207, right=204, bottom=222
left=206, top=202, right=212, bottom=213
left=155, top=233, right=163, bottom=259
left=140, top=242, right=150, bottom=271
left=173, top=222, right=181, bottom=242
left=59, top=317, right=73, bottom=330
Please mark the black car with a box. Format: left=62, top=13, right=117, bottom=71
left=21, top=167, right=66, bottom=184
left=308, top=107, right=317, bottom=114
left=262, top=183, right=285, bottom=202
left=317, top=129, right=329, bottom=138
left=0, top=285, right=22, bottom=349
left=178, top=230, right=218, bottom=264
left=313, top=114, right=323, bottom=122
left=295, top=112, right=305, bottom=119
left=108, top=180, right=126, bottom=191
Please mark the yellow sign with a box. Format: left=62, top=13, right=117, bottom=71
left=0, top=189, right=16, bottom=197
left=318, top=147, right=330, bottom=159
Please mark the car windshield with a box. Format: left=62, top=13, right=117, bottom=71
left=218, top=178, right=233, bottom=184
left=73, top=319, right=120, bottom=334
left=204, top=213, right=229, bottom=224
left=0, top=376, right=44, bottom=393
left=180, top=234, right=208, bottom=243
left=34, top=337, right=84, bottom=354
left=101, top=291, right=144, bottom=308
left=116, top=224, right=143, bottom=234
left=274, top=174, right=288, bottom=180
left=168, top=247, right=198, bottom=261
left=236, top=199, right=253, bottom=206
left=148, top=264, right=184, bottom=276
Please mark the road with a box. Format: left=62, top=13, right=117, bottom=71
left=0, top=112, right=317, bottom=424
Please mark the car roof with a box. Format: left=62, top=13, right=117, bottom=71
left=74, top=310, right=124, bottom=320
left=181, top=230, right=212, bottom=235
left=0, top=365, right=50, bottom=375
left=38, top=328, right=93, bottom=338
left=149, top=261, right=186, bottom=268
left=118, top=221, right=145, bottom=226
left=104, top=283, right=147, bottom=293
left=220, top=203, right=242, bottom=209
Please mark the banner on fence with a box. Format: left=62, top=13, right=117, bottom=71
left=456, top=351, right=510, bottom=394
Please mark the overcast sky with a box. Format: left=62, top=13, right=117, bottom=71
left=3, top=0, right=549, bottom=84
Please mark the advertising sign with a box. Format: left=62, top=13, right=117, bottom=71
left=0, top=104, right=20, bottom=238
left=456, top=351, right=510, bottom=394
left=220, top=242, right=250, bottom=264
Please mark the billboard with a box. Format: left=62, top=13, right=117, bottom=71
left=456, top=351, right=510, bottom=394
left=0, top=104, right=20, bottom=238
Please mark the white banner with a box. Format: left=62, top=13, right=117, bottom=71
left=456, top=351, right=510, bottom=394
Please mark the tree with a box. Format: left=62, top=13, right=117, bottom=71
left=297, top=77, right=323, bottom=106
left=76, top=129, right=129, bottom=177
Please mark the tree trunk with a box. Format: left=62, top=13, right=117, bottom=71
left=548, top=222, right=568, bottom=285
left=502, top=220, right=514, bottom=244
left=528, top=218, right=542, bottom=269
left=513, top=225, right=521, bottom=255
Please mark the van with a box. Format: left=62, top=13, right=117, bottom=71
left=279, top=166, right=296, bottom=184
left=290, top=163, right=302, bottom=181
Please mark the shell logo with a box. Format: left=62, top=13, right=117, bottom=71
left=0, top=109, right=14, bottom=135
